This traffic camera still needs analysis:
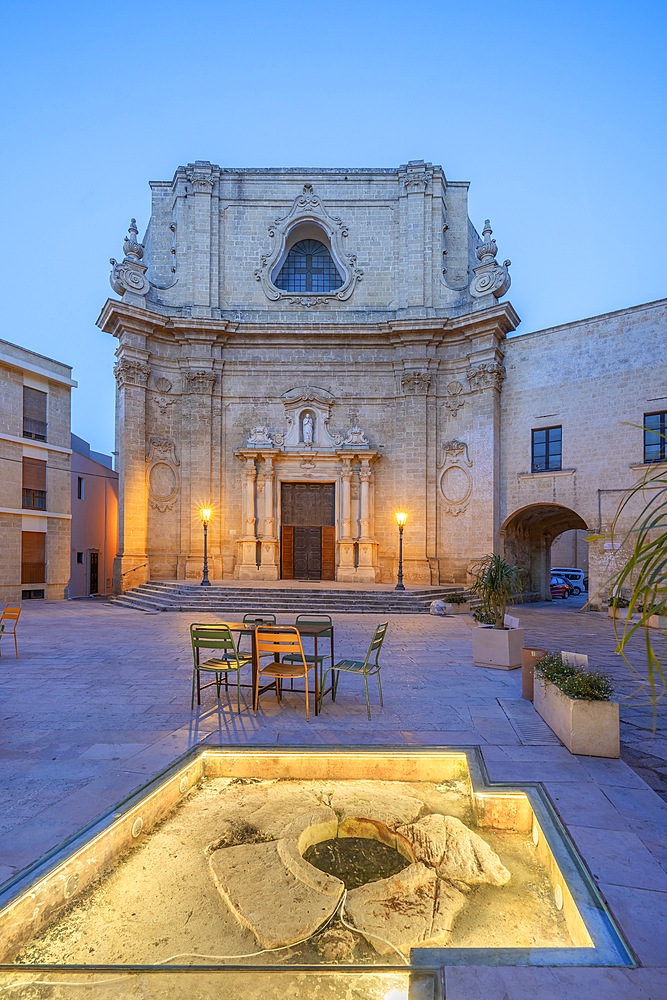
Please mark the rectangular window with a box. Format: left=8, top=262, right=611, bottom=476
left=22, top=589, right=45, bottom=600
left=77, top=476, right=85, bottom=500
left=21, top=531, right=46, bottom=584
left=23, top=387, right=47, bottom=441
left=644, top=411, right=667, bottom=463
left=531, top=426, right=562, bottom=473
left=76, top=551, right=84, bottom=564
left=22, top=457, right=47, bottom=510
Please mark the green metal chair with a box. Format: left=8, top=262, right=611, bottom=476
left=320, top=621, right=388, bottom=719
left=190, top=623, right=252, bottom=712
left=237, top=613, right=277, bottom=655
left=281, top=613, right=333, bottom=664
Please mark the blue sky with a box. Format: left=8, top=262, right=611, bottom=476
left=2, top=0, right=666, bottom=456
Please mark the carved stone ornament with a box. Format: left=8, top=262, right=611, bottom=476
left=401, top=371, right=432, bottom=395
left=466, top=362, right=506, bottom=392
left=444, top=380, right=465, bottom=416
left=469, top=220, right=511, bottom=300
left=400, top=160, right=433, bottom=194
left=183, top=370, right=216, bottom=394
left=437, top=440, right=473, bottom=516
left=185, top=163, right=216, bottom=194
left=146, top=437, right=180, bottom=512
left=110, top=219, right=151, bottom=298
left=113, top=358, right=150, bottom=388
left=254, top=184, right=363, bottom=305
left=344, top=426, right=369, bottom=448
left=247, top=425, right=275, bottom=447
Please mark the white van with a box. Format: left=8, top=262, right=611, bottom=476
left=551, top=567, right=587, bottom=595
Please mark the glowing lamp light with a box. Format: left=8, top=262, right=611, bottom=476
left=200, top=507, right=212, bottom=524
left=395, top=511, right=408, bottom=527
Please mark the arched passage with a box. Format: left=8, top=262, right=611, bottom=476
left=501, top=503, right=589, bottom=600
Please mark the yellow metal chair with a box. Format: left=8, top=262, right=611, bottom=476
left=254, top=625, right=315, bottom=721
left=320, top=621, right=388, bottom=719
left=190, top=623, right=252, bottom=712
left=0, top=604, right=22, bottom=659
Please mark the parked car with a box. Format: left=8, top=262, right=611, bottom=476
left=550, top=575, right=573, bottom=599
left=551, top=567, right=587, bottom=596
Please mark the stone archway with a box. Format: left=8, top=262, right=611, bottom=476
left=501, top=503, right=589, bottom=600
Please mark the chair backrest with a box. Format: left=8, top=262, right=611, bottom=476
left=295, top=613, right=333, bottom=633
left=242, top=613, right=277, bottom=625
left=364, top=621, right=389, bottom=666
left=190, top=623, right=238, bottom=661
left=255, top=625, right=307, bottom=664
left=1, top=605, right=21, bottom=625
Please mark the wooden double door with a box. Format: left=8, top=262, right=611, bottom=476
left=281, top=483, right=335, bottom=581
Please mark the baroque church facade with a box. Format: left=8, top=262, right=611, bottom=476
left=98, top=160, right=667, bottom=603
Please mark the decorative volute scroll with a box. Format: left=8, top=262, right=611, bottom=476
left=469, top=220, right=511, bottom=301
left=247, top=425, right=275, bottom=447
left=437, top=439, right=473, bottom=516
left=146, top=437, right=180, bottom=512
left=110, top=219, right=151, bottom=299
left=254, top=184, right=363, bottom=305
left=113, top=358, right=150, bottom=388
left=466, top=362, right=506, bottom=392
left=401, top=371, right=432, bottom=395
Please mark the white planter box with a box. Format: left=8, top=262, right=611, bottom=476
left=472, top=626, right=525, bottom=670
left=534, top=678, right=620, bottom=758
left=444, top=602, right=472, bottom=615
left=648, top=614, right=667, bottom=631
left=608, top=606, right=631, bottom=620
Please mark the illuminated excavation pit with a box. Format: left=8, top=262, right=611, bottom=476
left=0, top=749, right=631, bottom=979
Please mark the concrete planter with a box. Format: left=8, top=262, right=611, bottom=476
left=472, top=625, right=525, bottom=670
left=521, top=647, right=548, bottom=700
left=534, top=678, right=620, bottom=758
left=607, top=606, right=631, bottom=620
left=648, top=614, right=667, bottom=630
left=444, top=602, right=472, bottom=615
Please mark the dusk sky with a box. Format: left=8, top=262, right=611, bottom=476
left=3, top=0, right=666, bottom=457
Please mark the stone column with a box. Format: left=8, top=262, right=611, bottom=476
left=113, top=355, right=150, bottom=592
left=357, top=457, right=378, bottom=582
left=337, top=456, right=356, bottom=581
left=398, top=369, right=433, bottom=583
left=259, top=454, right=279, bottom=580
left=238, top=455, right=259, bottom=579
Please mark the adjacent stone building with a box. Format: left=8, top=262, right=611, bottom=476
left=69, top=435, right=118, bottom=599
left=0, top=340, right=74, bottom=602
left=98, top=160, right=667, bottom=603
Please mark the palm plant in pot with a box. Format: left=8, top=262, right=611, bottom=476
left=469, top=554, right=525, bottom=669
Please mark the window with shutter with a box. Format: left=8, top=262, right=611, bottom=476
left=23, top=387, right=47, bottom=441
left=22, top=531, right=46, bottom=584
left=22, top=457, right=47, bottom=509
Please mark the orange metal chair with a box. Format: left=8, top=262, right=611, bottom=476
left=0, top=604, right=22, bottom=659
left=254, top=625, right=315, bottom=721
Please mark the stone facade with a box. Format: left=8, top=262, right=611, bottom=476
left=69, top=435, right=118, bottom=599
left=98, top=160, right=667, bottom=604
left=0, top=339, right=74, bottom=602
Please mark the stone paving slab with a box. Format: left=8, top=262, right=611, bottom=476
left=0, top=598, right=665, bottom=997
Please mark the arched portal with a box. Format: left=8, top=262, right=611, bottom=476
left=501, top=504, right=589, bottom=600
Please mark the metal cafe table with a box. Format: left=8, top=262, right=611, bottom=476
left=220, top=621, right=334, bottom=716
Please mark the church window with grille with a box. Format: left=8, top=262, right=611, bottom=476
left=275, top=240, right=343, bottom=294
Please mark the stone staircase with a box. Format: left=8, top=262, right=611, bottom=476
left=110, top=581, right=468, bottom=615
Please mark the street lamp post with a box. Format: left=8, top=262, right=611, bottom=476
left=395, top=511, right=408, bottom=591
left=200, top=507, right=212, bottom=587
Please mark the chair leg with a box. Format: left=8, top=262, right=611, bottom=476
left=304, top=670, right=309, bottom=722
left=332, top=670, right=339, bottom=701
left=275, top=678, right=281, bottom=703
left=191, top=672, right=196, bottom=710
left=363, top=674, right=371, bottom=720
left=377, top=671, right=383, bottom=707
left=14, top=633, right=18, bottom=659
left=236, top=670, right=241, bottom=714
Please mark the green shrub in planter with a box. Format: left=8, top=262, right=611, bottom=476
left=535, top=652, right=614, bottom=701
left=608, top=595, right=629, bottom=609
left=472, top=607, right=496, bottom=625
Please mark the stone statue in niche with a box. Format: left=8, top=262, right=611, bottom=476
left=302, top=412, right=314, bottom=446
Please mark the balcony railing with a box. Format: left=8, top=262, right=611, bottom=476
left=22, top=489, right=47, bottom=510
